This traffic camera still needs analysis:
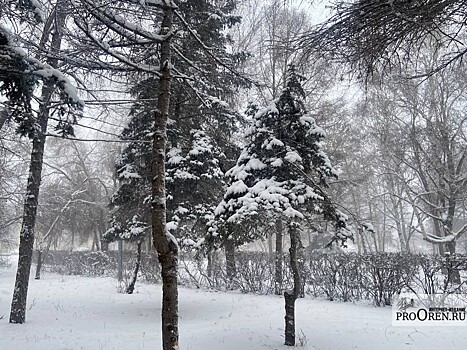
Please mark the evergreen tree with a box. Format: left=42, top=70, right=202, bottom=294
left=104, top=0, right=245, bottom=249
left=208, top=66, right=349, bottom=346
left=166, top=129, right=225, bottom=247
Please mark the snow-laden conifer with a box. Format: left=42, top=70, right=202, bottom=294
left=208, top=66, right=348, bottom=246
left=207, top=65, right=350, bottom=346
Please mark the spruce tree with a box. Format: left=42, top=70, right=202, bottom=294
left=209, top=66, right=349, bottom=346
left=105, top=0, right=245, bottom=248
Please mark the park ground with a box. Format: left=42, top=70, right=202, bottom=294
left=1, top=259, right=467, bottom=350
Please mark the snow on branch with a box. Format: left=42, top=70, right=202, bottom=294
left=73, top=19, right=162, bottom=76
left=1, top=33, right=83, bottom=109
left=424, top=223, right=467, bottom=244
left=128, top=0, right=177, bottom=10
left=32, top=66, right=84, bottom=108
left=80, top=0, right=173, bottom=44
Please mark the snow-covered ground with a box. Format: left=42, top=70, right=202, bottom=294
left=1, top=262, right=467, bottom=350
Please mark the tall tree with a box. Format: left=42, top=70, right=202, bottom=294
left=150, top=6, right=178, bottom=349
left=209, top=66, right=349, bottom=346
left=365, top=70, right=467, bottom=255
left=231, top=0, right=339, bottom=292
left=74, top=1, right=246, bottom=348
left=7, top=0, right=82, bottom=324
left=103, top=0, right=245, bottom=302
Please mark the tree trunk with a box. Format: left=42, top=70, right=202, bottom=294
left=117, top=240, right=123, bottom=282
left=92, top=231, right=100, bottom=251
left=126, top=241, right=142, bottom=294
left=267, top=232, right=273, bottom=257
left=354, top=224, right=362, bottom=254
left=151, top=6, right=178, bottom=350
left=9, top=85, right=51, bottom=323
left=34, top=229, right=56, bottom=281
left=224, top=237, right=236, bottom=285
left=34, top=249, right=42, bottom=280
left=9, top=2, right=66, bottom=320
left=100, top=239, right=108, bottom=252
left=207, top=251, right=213, bottom=278
left=0, top=109, right=9, bottom=131
left=446, top=241, right=461, bottom=284
left=70, top=230, right=75, bottom=252
left=284, top=222, right=301, bottom=346
left=275, top=217, right=283, bottom=295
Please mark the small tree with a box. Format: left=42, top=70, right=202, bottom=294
left=209, top=66, right=349, bottom=346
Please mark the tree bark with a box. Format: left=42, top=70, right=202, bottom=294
left=207, top=251, right=213, bottom=278
left=224, top=237, right=236, bottom=285
left=117, top=239, right=123, bottom=282
left=275, top=217, right=283, bottom=295
left=126, top=241, right=142, bottom=294
left=9, top=83, right=51, bottom=324
left=446, top=241, right=461, bottom=284
left=34, top=250, right=42, bottom=280
left=151, top=6, right=178, bottom=350
left=0, top=109, right=8, bottom=131
left=9, top=3, right=65, bottom=323
left=284, top=222, right=301, bottom=346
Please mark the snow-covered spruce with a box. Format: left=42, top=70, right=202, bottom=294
left=206, top=66, right=350, bottom=346
left=208, top=66, right=349, bottom=247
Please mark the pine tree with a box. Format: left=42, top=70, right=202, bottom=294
left=106, top=119, right=227, bottom=247
left=208, top=66, right=349, bottom=346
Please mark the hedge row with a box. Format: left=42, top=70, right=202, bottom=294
left=38, top=250, right=467, bottom=306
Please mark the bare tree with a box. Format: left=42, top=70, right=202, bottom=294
left=360, top=59, right=467, bottom=256
left=303, top=0, right=467, bottom=77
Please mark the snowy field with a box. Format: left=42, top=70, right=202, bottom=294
left=1, top=262, right=467, bottom=350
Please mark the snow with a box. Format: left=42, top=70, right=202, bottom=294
left=167, top=148, right=183, bottom=165
left=136, top=0, right=177, bottom=8
left=245, top=158, right=267, bottom=171
left=284, top=151, right=302, bottom=163
left=225, top=180, right=248, bottom=196
left=29, top=0, right=45, bottom=22
left=119, top=167, right=142, bottom=179
left=207, top=96, right=229, bottom=109
left=1, top=262, right=467, bottom=350
left=270, top=158, right=283, bottom=167
left=166, top=221, right=178, bottom=231
left=299, top=115, right=315, bottom=126
left=32, top=67, right=84, bottom=108
left=264, top=137, right=284, bottom=149
left=129, top=225, right=146, bottom=235
left=166, top=232, right=179, bottom=251
left=175, top=206, right=189, bottom=215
